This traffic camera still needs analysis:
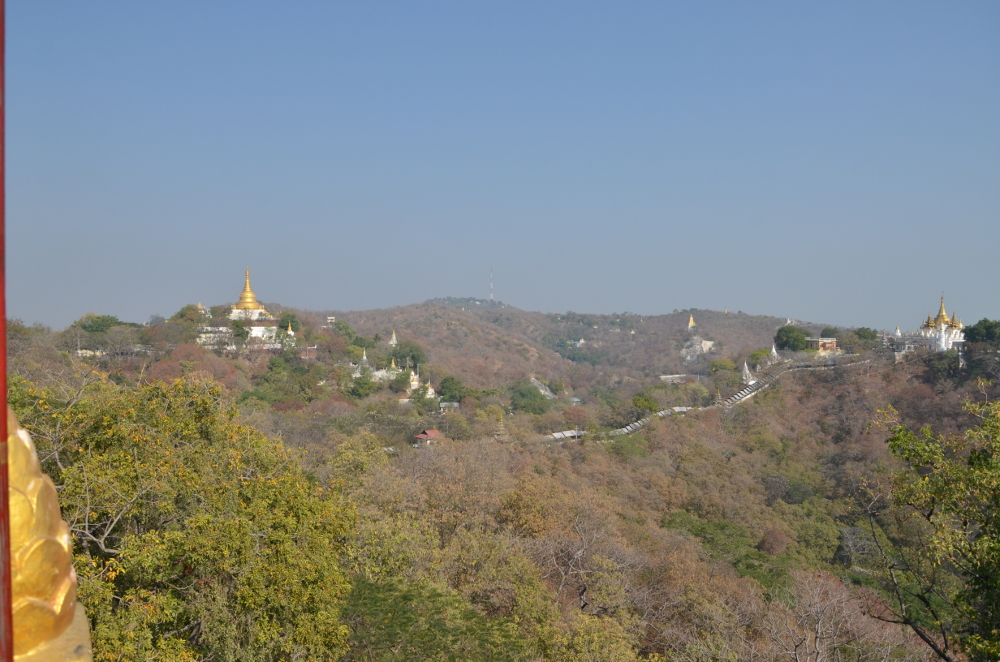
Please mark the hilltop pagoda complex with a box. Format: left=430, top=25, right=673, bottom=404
left=889, top=296, right=965, bottom=355
left=229, top=268, right=280, bottom=335
left=198, top=269, right=286, bottom=350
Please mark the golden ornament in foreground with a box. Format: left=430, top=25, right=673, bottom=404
left=7, top=407, right=91, bottom=661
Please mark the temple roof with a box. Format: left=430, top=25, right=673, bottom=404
left=921, top=296, right=963, bottom=330
left=232, top=269, right=268, bottom=311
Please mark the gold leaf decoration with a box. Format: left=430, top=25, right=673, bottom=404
left=7, top=407, right=91, bottom=661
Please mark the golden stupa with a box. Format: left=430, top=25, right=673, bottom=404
left=232, top=269, right=267, bottom=311
left=922, top=296, right=963, bottom=330
left=7, top=408, right=91, bottom=661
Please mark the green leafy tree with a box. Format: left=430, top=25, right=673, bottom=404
left=279, top=312, right=302, bottom=332
left=511, top=381, right=551, bottom=415
left=74, top=314, right=133, bottom=334
left=388, top=371, right=412, bottom=394
left=332, top=320, right=356, bottom=341
left=707, top=358, right=740, bottom=391
left=391, top=340, right=427, bottom=370
left=438, top=376, right=466, bottom=402
left=775, top=326, right=809, bottom=351
left=344, top=345, right=365, bottom=363
left=10, top=377, right=355, bottom=662
left=868, top=402, right=1000, bottom=661
left=925, top=349, right=962, bottom=383
left=821, top=327, right=839, bottom=338
left=610, top=434, right=649, bottom=461
left=348, top=372, right=381, bottom=400
left=341, top=579, right=532, bottom=661
left=964, top=319, right=1000, bottom=346
left=855, top=327, right=878, bottom=341
left=709, top=358, right=736, bottom=373
left=351, top=335, right=377, bottom=350
left=231, top=319, right=250, bottom=344
left=630, top=392, right=658, bottom=414
left=170, top=304, right=202, bottom=323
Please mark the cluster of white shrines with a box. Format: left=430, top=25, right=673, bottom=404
left=196, top=269, right=436, bottom=400
left=350, top=347, right=436, bottom=401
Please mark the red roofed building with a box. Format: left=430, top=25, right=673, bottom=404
left=413, top=429, right=445, bottom=445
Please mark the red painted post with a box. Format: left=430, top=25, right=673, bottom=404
left=0, top=0, right=13, bottom=658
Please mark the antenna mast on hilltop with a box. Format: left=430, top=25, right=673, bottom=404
left=490, top=267, right=494, bottom=302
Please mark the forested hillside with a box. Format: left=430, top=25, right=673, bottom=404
left=330, top=300, right=814, bottom=384
left=7, top=305, right=1000, bottom=661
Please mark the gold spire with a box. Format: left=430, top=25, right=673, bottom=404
left=933, top=296, right=951, bottom=326
left=232, top=268, right=267, bottom=310
left=287, top=320, right=293, bottom=333
left=688, top=314, right=696, bottom=329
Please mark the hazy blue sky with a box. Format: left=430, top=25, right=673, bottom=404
left=8, top=2, right=999, bottom=329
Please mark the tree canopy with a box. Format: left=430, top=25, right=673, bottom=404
left=390, top=340, right=427, bottom=370
left=73, top=314, right=138, bottom=334
left=10, top=377, right=354, bottom=661
left=510, top=381, right=551, bottom=415
left=964, top=318, right=1000, bottom=345
left=855, top=327, right=878, bottom=341
left=872, top=401, right=1000, bottom=661
left=279, top=312, right=302, bottom=332
left=438, top=375, right=466, bottom=402
left=774, top=325, right=809, bottom=351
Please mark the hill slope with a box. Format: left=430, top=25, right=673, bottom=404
left=312, top=300, right=826, bottom=388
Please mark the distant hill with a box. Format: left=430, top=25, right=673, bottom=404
left=304, top=301, right=829, bottom=390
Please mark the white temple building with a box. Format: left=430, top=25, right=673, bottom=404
left=198, top=269, right=289, bottom=351
left=888, top=297, right=965, bottom=355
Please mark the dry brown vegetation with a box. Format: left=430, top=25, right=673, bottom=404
left=8, top=304, right=989, bottom=660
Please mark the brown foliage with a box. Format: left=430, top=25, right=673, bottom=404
left=758, top=528, right=791, bottom=556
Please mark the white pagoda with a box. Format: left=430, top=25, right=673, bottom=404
left=890, top=296, right=965, bottom=354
